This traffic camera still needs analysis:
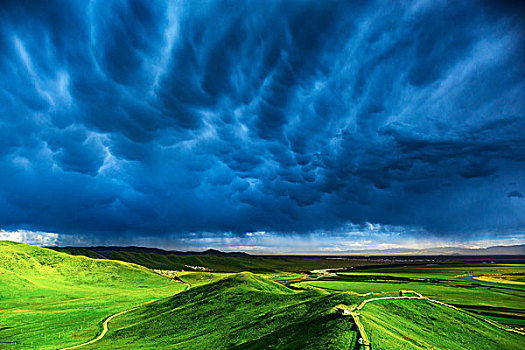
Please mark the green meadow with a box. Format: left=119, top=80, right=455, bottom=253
left=82, top=273, right=359, bottom=349
left=299, top=264, right=525, bottom=326
left=0, top=241, right=185, bottom=349
left=339, top=264, right=525, bottom=285
left=360, top=298, right=524, bottom=350
left=1, top=241, right=524, bottom=349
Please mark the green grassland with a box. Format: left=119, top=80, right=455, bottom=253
left=333, top=263, right=525, bottom=326
left=82, top=272, right=524, bottom=350
left=360, top=299, right=524, bottom=349
left=83, top=273, right=359, bottom=349
left=176, top=271, right=233, bottom=287
left=339, top=264, right=525, bottom=284
left=0, top=241, right=186, bottom=349
left=299, top=269, right=525, bottom=326
left=2, top=241, right=524, bottom=349
left=301, top=280, right=524, bottom=308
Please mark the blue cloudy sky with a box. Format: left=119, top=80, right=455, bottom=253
left=0, top=0, right=524, bottom=252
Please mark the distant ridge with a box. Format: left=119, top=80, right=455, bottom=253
left=49, top=245, right=252, bottom=257
left=48, top=243, right=525, bottom=256
left=334, top=244, right=525, bottom=256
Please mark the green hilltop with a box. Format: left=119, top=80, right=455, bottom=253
left=81, top=270, right=525, bottom=350
left=82, top=272, right=359, bottom=349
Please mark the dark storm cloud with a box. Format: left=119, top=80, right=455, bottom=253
left=0, top=0, right=524, bottom=240
left=508, top=190, right=524, bottom=198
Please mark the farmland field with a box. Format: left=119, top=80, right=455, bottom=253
left=1, top=241, right=524, bottom=349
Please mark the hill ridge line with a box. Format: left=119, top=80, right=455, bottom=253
left=350, top=290, right=525, bottom=348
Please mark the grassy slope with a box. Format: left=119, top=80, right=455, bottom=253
left=314, top=264, right=525, bottom=326
left=0, top=241, right=185, bottom=349
left=85, top=272, right=359, bottom=349
left=176, top=271, right=233, bottom=287
left=301, top=279, right=525, bottom=327
left=360, top=299, right=524, bottom=350
left=303, top=280, right=523, bottom=307
left=3, top=242, right=523, bottom=349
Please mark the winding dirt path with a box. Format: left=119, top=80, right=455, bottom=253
left=59, top=280, right=191, bottom=350
left=350, top=289, right=525, bottom=349
left=60, top=306, right=141, bottom=350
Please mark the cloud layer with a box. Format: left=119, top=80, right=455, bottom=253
left=0, top=0, right=524, bottom=243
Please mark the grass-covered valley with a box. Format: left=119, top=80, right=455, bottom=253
left=1, top=241, right=524, bottom=349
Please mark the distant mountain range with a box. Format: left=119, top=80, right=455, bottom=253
left=51, top=245, right=251, bottom=257
left=331, top=244, right=525, bottom=256
left=50, top=244, right=525, bottom=256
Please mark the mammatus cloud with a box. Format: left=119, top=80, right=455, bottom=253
left=507, top=190, right=524, bottom=198
left=0, top=1, right=524, bottom=245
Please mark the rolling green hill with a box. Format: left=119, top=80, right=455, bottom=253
left=0, top=241, right=185, bottom=349
left=320, top=264, right=525, bottom=326
left=360, top=298, right=524, bottom=349
left=1, top=241, right=176, bottom=302
left=82, top=272, right=359, bottom=349
left=78, top=271, right=525, bottom=350
left=2, top=241, right=523, bottom=349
